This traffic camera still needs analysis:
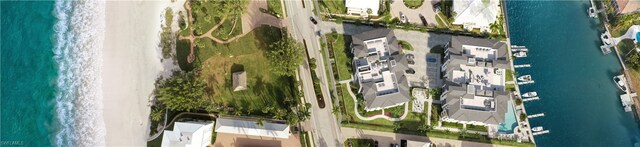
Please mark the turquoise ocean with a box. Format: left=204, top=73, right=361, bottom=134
left=1, top=1, right=105, bottom=146
left=506, top=1, right=640, bottom=146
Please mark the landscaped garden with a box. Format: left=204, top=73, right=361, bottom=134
left=403, top=0, right=425, bottom=9
left=325, top=32, right=354, bottom=81
left=344, top=138, right=375, bottom=147
left=609, top=13, right=640, bottom=37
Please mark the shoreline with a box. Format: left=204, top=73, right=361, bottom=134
left=102, top=1, right=164, bottom=145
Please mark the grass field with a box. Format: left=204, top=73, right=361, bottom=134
left=195, top=26, right=297, bottom=115
left=267, top=0, right=284, bottom=17
left=319, top=0, right=346, bottom=14
left=211, top=16, right=243, bottom=40
left=326, top=33, right=353, bottom=81
left=191, top=1, right=224, bottom=36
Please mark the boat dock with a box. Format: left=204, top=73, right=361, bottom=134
left=523, top=97, right=540, bottom=102
left=518, top=81, right=535, bottom=85
left=511, top=47, right=528, bottom=52
left=532, top=130, right=550, bottom=136
left=514, top=64, right=531, bottom=68
left=528, top=113, right=545, bottom=118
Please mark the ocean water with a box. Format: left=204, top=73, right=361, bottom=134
left=506, top=1, right=640, bottom=146
left=1, top=1, right=106, bottom=146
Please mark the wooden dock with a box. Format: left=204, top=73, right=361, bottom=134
left=523, top=97, right=540, bottom=102
left=528, top=113, right=545, bottom=118
left=514, top=64, right=531, bottom=68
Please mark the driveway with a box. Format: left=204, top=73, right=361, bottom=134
left=242, top=0, right=285, bottom=34
left=341, top=127, right=508, bottom=147
left=391, top=0, right=439, bottom=26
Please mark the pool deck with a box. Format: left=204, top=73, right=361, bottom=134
left=612, top=25, right=640, bottom=45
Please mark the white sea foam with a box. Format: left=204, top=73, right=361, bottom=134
left=53, top=0, right=106, bottom=146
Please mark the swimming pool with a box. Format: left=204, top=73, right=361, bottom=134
left=636, top=32, right=640, bottom=42
left=498, top=100, right=517, bottom=134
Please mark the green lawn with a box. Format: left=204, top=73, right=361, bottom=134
left=211, top=16, right=243, bottom=41
left=467, top=124, right=488, bottom=132
left=319, top=0, right=346, bottom=14
left=194, top=26, right=299, bottom=115
left=403, top=0, right=424, bottom=9
left=609, top=13, right=640, bottom=37
left=191, top=1, right=224, bottom=36
left=326, top=33, right=353, bottom=81
left=441, top=121, right=464, bottom=129
left=267, top=0, right=284, bottom=18
left=398, top=40, right=414, bottom=51
left=506, top=69, right=514, bottom=81
left=344, top=138, right=375, bottom=147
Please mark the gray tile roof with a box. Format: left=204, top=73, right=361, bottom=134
left=448, top=36, right=509, bottom=61
left=443, top=85, right=510, bottom=125
left=351, top=29, right=401, bottom=58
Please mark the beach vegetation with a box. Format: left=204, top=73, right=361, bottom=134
left=156, top=71, right=207, bottom=112
left=161, top=8, right=176, bottom=59
left=267, top=35, right=304, bottom=76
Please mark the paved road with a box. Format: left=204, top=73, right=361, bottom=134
left=342, top=127, right=508, bottom=147
left=285, top=0, right=343, bottom=147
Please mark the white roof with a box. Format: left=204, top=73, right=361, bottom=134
left=161, top=121, right=213, bottom=147
left=345, top=0, right=380, bottom=13
left=214, top=118, right=290, bottom=138
left=453, top=0, right=500, bottom=28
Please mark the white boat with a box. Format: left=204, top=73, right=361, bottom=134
left=513, top=51, right=527, bottom=58
left=532, top=126, right=544, bottom=132
left=518, top=75, right=532, bottom=82
left=522, top=92, right=538, bottom=98
left=613, top=74, right=627, bottom=92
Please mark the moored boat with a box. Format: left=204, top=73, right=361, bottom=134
left=613, top=74, right=627, bottom=92
left=518, top=75, right=532, bottom=82
left=522, top=92, right=538, bottom=98
left=513, top=51, right=527, bottom=58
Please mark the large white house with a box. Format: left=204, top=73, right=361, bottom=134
left=345, top=0, right=380, bottom=17
left=161, top=121, right=214, bottom=147
left=452, top=0, right=500, bottom=32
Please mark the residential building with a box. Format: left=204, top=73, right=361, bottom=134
left=214, top=117, right=291, bottom=138
left=345, top=0, right=380, bottom=17
left=612, top=0, right=640, bottom=14
left=440, top=36, right=511, bottom=126
left=351, top=29, right=411, bottom=111
left=452, top=0, right=500, bottom=32
left=161, top=121, right=214, bottom=147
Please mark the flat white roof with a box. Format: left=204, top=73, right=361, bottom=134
left=460, top=65, right=505, bottom=90
left=463, top=45, right=497, bottom=60
left=161, top=121, right=213, bottom=147
left=345, top=0, right=380, bottom=14
left=214, top=118, right=290, bottom=139
left=376, top=71, right=397, bottom=93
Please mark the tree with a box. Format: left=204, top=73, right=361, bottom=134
left=626, top=51, right=640, bottom=69
left=267, top=36, right=304, bottom=76
left=156, top=72, right=207, bottom=112
left=366, top=8, right=373, bottom=15
left=150, top=108, right=164, bottom=122
left=515, top=98, right=523, bottom=105
left=520, top=113, right=528, bottom=120
left=256, top=118, right=265, bottom=127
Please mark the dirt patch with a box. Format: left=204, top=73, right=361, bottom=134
left=213, top=132, right=301, bottom=147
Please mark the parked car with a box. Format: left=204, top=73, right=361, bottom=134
left=400, top=13, right=408, bottom=24
left=310, top=17, right=318, bottom=24
left=406, top=69, right=415, bottom=74
left=374, top=141, right=379, bottom=147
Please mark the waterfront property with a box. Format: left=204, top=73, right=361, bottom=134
left=214, top=117, right=291, bottom=139
left=161, top=121, right=214, bottom=147
left=345, top=0, right=380, bottom=17
left=440, top=36, right=512, bottom=128
left=452, top=0, right=500, bottom=32
left=350, top=29, right=412, bottom=111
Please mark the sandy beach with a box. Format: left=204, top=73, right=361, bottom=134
left=102, top=1, right=165, bottom=145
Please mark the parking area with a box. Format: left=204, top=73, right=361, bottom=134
left=212, top=133, right=301, bottom=147
left=390, top=0, right=440, bottom=26
left=404, top=49, right=443, bottom=89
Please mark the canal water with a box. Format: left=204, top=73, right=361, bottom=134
left=506, top=1, right=640, bottom=146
